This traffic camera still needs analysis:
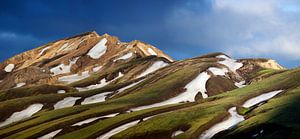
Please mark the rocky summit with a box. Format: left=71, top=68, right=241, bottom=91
left=0, top=32, right=299, bottom=139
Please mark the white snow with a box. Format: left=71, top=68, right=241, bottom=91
left=234, top=81, right=246, bottom=88
left=216, top=55, right=243, bottom=72
left=50, top=57, right=79, bottom=76
left=72, top=117, right=102, bottom=126
left=126, top=44, right=133, bottom=49
left=54, top=97, right=81, bottom=109
left=252, top=130, right=264, bottom=138
left=76, top=72, right=124, bottom=91
left=57, top=43, right=69, bottom=52
left=37, top=129, right=62, bottom=139
left=76, top=79, right=108, bottom=91
left=147, top=48, right=157, bottom=55
left=57, top=90, right=66, bottom=94
left=4, top=64, right=15, bottom=72
left=163, top=55, right=174, bottom=62
left=113, top=53, right=133, bottom=62
left=39, top=46, right=51, bottom=56
left=172, top=130, right=184, bottom=138
left=96, top=120, right=140, bottom=139
left=72, top=113, right=118, bottom=126
left=14, top=82, right=26, bottom=88
left=58, top=71, right=90, bottom=84
left=87, top=38, right=108, bottom=59
left=199, top=107, right=245, bottom=139
left=131, top=72, right=210, bottom=111
left=0, top=104, right=43, bottom=127
left=81, top=92, right=112, bottom=105
left=93, top=66, right=102, bottom=72
left=142, top=115, right=156, bottom=121
left=242, top=90, right=283, bottom=108
left=208, top=67, right=228, bottom=76
left=137, top=61, right=168, bottom=78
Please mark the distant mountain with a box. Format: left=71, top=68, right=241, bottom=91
left=0, top=32, right=298, bottom=139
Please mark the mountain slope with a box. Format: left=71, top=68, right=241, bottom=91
left=0, top=32, right=298, bottom=139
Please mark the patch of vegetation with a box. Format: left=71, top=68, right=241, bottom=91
left=217, top=86, right=300, bottom=139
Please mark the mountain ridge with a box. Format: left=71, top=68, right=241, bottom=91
left=0, top=31, right=298, bottom=139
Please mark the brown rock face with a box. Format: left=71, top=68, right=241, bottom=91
left=0, top=31, right=174, bottom=90
left=206, top=76, right=237, bottom=96
left=239, top=58, right=285, bottom=70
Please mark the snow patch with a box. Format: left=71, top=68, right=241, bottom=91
left=216, top=55, right=243, bottom=72
left=199, top=107, right=245, bottom=139
left=0, top=104, right=43, bottom=127
left=163, top=55, right=174, bottom=62
left=131, top=72, right=210, bottom=111
left=72, top=113, right=118, bottom=126
left=4, top=64, right=15, bottom=72
left=93, top=66, right=102, bottom=72
left=137, top=61, right=168, bottom=78
left=147, top=48, right=157, bottom=55
left=57, top=90, right=66, bottom=94
left=54, top=97, right=81, bottom=109
left=50, top=57, right=79, bottom=76
left=39, top=46, right=51, bottom=56
left=58, top=71, right=90, bottom=84
left=37, top=129, right=62, bottom=139
left=57, top=43, right=69, bottom=52
left=76, top=72, right=123, bottom=91
left=172, top=130, right=184, bottom=138
left=97, top=120, right=139, bottom=139
left=81, top=92, right=112, bottom=105
left=234, top=81, right=246, bottom=88
left=208, top=67, right=228, bottom=76
left=87, top=38, right=108, bottom=59
left=243, top=90, right=283, bottom=108
left=113, top=53, right=133, bottom=62
left=142, top=115, right=156, bottom=121
left=14, top=82, right=26, bottom=88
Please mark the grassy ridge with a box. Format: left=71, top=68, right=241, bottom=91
left=110, top=68, right=300, bottom=139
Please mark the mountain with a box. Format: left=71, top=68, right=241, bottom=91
left=0, top=32, right=299, bottom=139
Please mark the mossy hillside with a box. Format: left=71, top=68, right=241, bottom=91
left=0, top=56, right=160, bottom=122
left=249, top=68, right=286, bottom=83
left=0, top=78, right=143, bottom=122
left=110, top=68, right=300, bottom=139
left=113, top=103, right=226, bottom=139
left=0, top=56, right=202, bottom=123
left=217, top=86, right=300, bottom=139
left=57, top=103, right=195, bottom=139
left=0, top=84, right=77, bottom=102
left=0, top=55, right=299, bottom=139
left=0, top=62, right=207, bottom=138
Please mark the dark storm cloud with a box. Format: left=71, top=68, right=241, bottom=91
left=1, top=0, right=300, bottom=68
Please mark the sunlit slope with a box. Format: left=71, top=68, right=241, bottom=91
left=0, top=31, right=297, bottom=139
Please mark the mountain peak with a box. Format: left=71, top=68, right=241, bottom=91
left=0, top=31, right=174, bottom=90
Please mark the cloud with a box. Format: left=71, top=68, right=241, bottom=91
left=213, top=0, right=276, bottom=15
left=165, top=0, right=300, bottom=64
left=1, top=0, right=300, bottom=67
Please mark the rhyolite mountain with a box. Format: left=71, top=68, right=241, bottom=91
left=0, top=31, right=299, bottom=139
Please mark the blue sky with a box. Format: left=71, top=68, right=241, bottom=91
left=1, top=0, right=300, bottom=68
